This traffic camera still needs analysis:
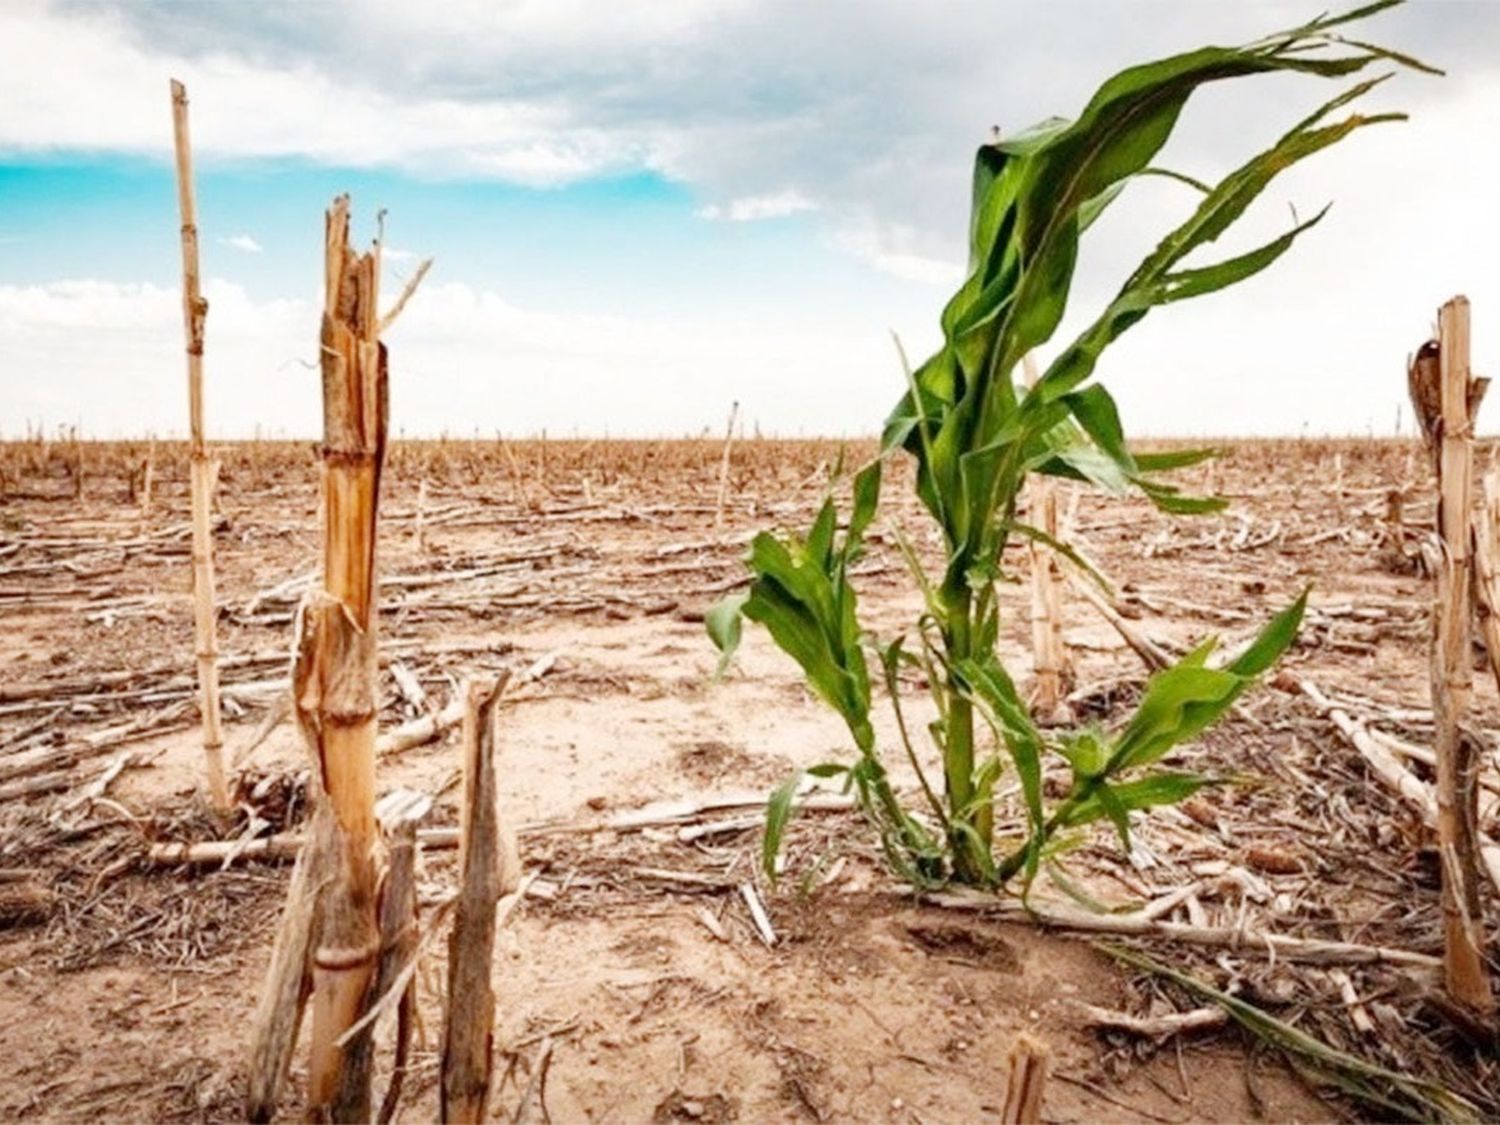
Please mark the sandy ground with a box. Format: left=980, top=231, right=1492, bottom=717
left=0, top=436, right=1493, bottom=1122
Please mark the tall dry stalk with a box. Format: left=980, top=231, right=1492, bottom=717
left=139, top=435, right=156, bottom=518
left=415, top=476, right=430, bottom=553
left=67, top=426, right=82, bottom=499
left=714, top=400, right=739, bottom=529
left=1425, top=296, right=1495, bottom=1018
left=1022, top=355, right=1070, bottom=719
left=169, top=79, right=229, bottom=814
left=1472, top=471, right=1500, bottom=696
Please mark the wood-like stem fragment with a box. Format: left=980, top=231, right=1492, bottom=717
left=441, top=675, right=513, bottom=1123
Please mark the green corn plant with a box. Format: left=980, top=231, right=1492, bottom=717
left=711, top=1, right=1434, bottom=888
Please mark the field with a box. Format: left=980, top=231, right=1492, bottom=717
left=0, top=435, right=1495, bottom=1121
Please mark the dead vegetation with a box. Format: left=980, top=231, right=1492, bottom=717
left=1, top=434, right=1498, bottom=1121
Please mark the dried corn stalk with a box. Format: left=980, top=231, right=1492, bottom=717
left=1411, top=296, right=1496, bottom=1019
left=441, top=675, right=516, bottom=1123
left=1000, top=1033, right=1049, bottom=1123
left=1022, top=355, right=1071, bottom=719
left=303, top=195, right=390, bottom=1119
left=169, top=79, right=229, bottom=813
left=247, top=196, right=431, bottom=1122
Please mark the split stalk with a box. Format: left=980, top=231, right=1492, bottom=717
left=302, top=194, right=390, bottom=1119
left=442, top=676, right=514, bottom=1123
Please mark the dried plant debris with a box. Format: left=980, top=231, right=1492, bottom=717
left=1106, top=945, right=1484, bottom=1122
left=3, top=424, right=1499, bottom=1121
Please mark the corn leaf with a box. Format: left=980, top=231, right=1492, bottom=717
left=763, top=771, right=802, bottom=881
left=1132, top=447, right=1220, bottom=472
left=1112, top=664, right=1244, bottom=769
left=955, top=655, right=1046, bottom=875
left=1000, top=519, right=1112, bottom=594
left=1058, top=728, right=1109, bottom=780
left=1094, top=783, right=1134, bottom=849
left=849, top=459, right=882, bottom=542
left=705, top=591, right=749, bottom=678
left=1061, top=771, right=1214, bottom=834
left=1062, top=383, right=1134, bottom=472
left=1034, top=90, right=1407, bottom=407
left=1226, top=588, right=1309, bottom=676
left=1112, top=592, right=1306, bottom=768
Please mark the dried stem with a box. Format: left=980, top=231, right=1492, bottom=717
left=441, top=675, right=513, bottom=1123
left=714, top=400, right=739, bottom=529
left=378, top=257, right=433, bottom=334
left=1415, top=295, right=1495, bottom=1018
left=245, top=802, right=336, bottom=1122
left=1023, top=356, right=1070, bottom=717
left=1000, top=1033, right=1049, bottom=1123
left=344, top=815, right=419, bottom=1125
left=169, top=79, right=229, bottom=813
left=1471, top=471, right=1500, bottom=698
left=298, top=195, right=392, bottom=1119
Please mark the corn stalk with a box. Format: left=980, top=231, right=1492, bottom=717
left=1425, top=297, right=1495, bottom=1018
left=712, top=1, right=1433, bottom=888
left=169, top=78, right=229, bottom=814
left=247, top=196, right=430, bottom=1122
left=301, top=194, right=389, bottom=1118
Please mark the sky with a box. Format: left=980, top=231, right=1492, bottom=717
left=1, top=0, right=1497, bottom=440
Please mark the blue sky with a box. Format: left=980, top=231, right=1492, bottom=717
left=2, top=151, right=944, bottom=437
left=2, top=1, right=1498, bottom=438
left=1, top=158, right=923, bottom=318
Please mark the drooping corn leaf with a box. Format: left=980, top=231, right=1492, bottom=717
left=1032, top=98, right=1405, bottom=408
left=1060, top=771, right=1214, bottom=834
left=1062, top=383, right=1133, bottom=472
left=1113, top=591, right=1307, bottom=769
left=760, top=762, right=861, bottom=882
left=1105, top=943, right=1479, bottom=1124
left=999, top=519, right=1112, bottom=593
left=880, top=635, right=948, bottom=826
left=1132, top=447, right=1220, bottom=472
left=705, top=591, right=749, bottom=678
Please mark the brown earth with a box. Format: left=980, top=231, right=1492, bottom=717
left=0, top=436, right=1494, bottom=1122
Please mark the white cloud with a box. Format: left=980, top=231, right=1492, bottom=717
left=220, top=233, right=262, bottom=253
left=697, top=191, right=817, bottom=223
left=11, top=1, right=1491, bottom=279
left=833, top=220, right=960, bottom=287
left=0, top=2, right=644, bottom=187
left=0, top=276, right=903, bottom=438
